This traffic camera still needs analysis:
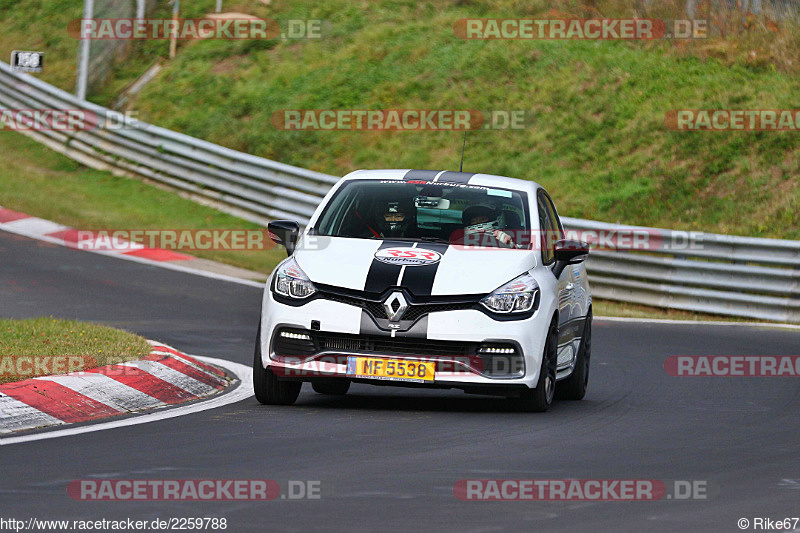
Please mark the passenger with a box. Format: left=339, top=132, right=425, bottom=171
left=462, top=203, right=516, bottom=247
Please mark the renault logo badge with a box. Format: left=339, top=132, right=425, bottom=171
left=383, top=292, right=408, bottom=322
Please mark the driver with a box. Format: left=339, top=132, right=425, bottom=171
left=462, top=203, right=516, bottom=247
left=356, top=198, right=417, bottom=239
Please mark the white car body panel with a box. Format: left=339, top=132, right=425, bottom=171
left=294, top=236, right=383, bottom=291
left=429, top=247, right=535, bottom=296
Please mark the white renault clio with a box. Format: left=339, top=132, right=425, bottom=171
left=255, top=169, right=592, bottom=411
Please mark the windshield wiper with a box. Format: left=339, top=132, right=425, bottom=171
left=384, top=237, right=452, bottom=244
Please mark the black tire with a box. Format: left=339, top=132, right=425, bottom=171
left=312, top=380, right=351, bottom=396
left=557, top=311, right=592, bottom=401
left=516, top=320, right=557, bottom=412
left=253, top=323, right=302, bottom=406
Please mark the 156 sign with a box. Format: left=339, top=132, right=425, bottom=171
left=11, top=51, right=44, bottom=73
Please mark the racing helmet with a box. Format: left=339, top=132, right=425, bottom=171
left=376, top=197, right=415, bottom=237
left=462, top=203, right=505, bottom=235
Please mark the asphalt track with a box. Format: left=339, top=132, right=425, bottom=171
left=1, top=230, right=799, bottom=532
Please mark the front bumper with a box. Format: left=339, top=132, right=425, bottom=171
left=259, top=284, right=552, bottom=390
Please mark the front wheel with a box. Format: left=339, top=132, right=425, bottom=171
left=516, top=321, right=557, bottom=412
left=253, top=323, right=302, bottom=405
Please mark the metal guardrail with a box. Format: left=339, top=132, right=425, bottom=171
left=0, top=62, right=338, bottom=225
left=0, top=63, right=798, bottom=323
left=561, top=218, right=800, bottom=323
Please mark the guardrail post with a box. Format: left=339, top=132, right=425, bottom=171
left=75, top=0, right=94, bottom=101
left=169, top=0, right=180, bottom=59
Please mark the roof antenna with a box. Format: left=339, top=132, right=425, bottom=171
left=459, top=129, right=467, bottom=172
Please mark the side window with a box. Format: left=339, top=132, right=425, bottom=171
left=542, top=192, right=565, bottom=242
left=538, top=190, right=564, bottom=265
left=537, top=193, right=555, bottom=265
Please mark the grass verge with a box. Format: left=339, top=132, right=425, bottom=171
left=0, top=317, right=151, bottom=385
left=592, top=299, right=754, bottom=322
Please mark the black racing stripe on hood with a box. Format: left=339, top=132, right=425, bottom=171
left=403, top=169, right=439, bottom=181
left=437, top=171, right=475, bottom=184
left=400, top=243, right=450, bottom=298
left=363, top=240, right=405, bottom=293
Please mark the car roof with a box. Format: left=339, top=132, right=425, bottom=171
left=341, top=169, right=542, bottom=195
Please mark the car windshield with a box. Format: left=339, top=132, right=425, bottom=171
left=315, top=179, right=530, bottom=248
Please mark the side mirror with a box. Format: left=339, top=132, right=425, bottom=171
left=553, top=239, right=589, bottom=278
left=268, top=220, right=300, bottom=256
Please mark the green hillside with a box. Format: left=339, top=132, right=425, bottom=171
left=0, top=0, right=798, bottom=239
left=130, top=0, right=800, bottom=238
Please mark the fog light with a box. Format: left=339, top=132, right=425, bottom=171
left=479, top=346, right=516, bottom=354
left=477, top=344, right=524, bottom=378
left=280, top=331, right=311, bottom=341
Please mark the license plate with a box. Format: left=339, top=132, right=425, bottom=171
left=346, top=356, right=435, bottom=383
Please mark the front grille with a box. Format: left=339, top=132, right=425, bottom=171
left=314, top=331, right=476, bottom=358
left=365, top=301, right=388, bottom=319
left=322, top=335, right=362, bottom=352
left=321, top=292, right=388, bottom=319
left=403, top=302, right=476, bottom=321
left=319, top=290, right=478, bottom=321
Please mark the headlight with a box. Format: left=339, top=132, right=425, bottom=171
left=480, top=273, right=539, bottom=314
left=273, top=258, right=317, bottom=299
